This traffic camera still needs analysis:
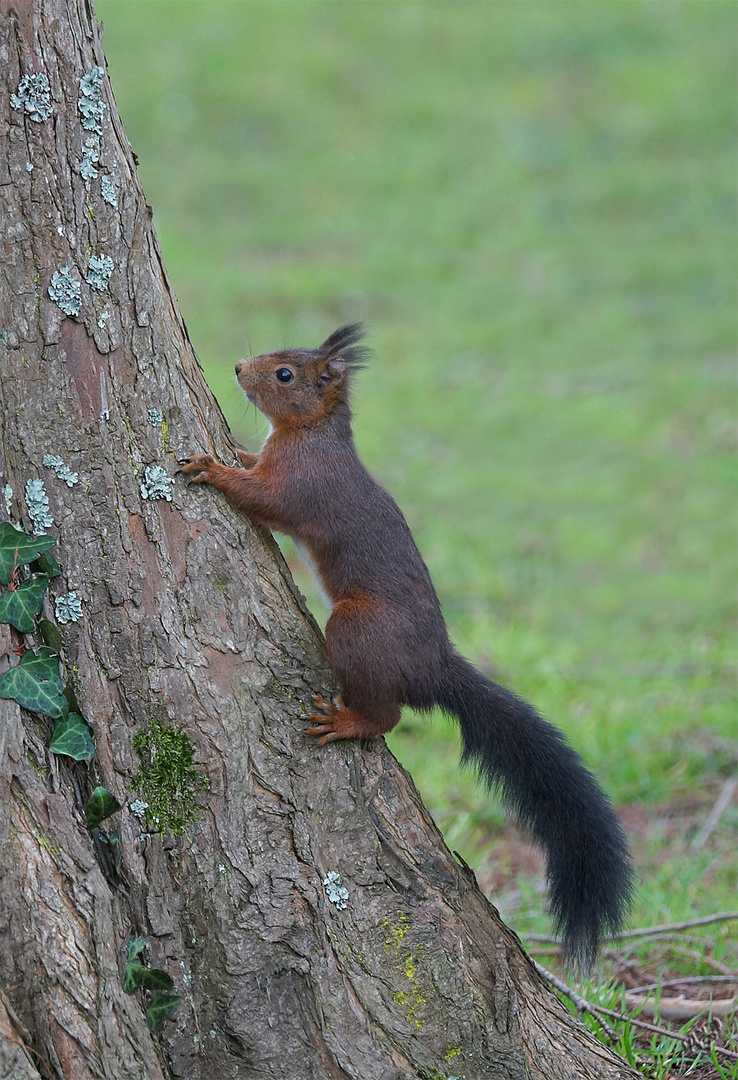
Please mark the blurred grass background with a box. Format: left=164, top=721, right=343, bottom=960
left=97, top=1, right=736, bottom=955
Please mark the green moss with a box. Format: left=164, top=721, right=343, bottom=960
left=131, top=717, right=210, bottom=835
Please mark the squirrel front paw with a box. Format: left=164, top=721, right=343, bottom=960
left=180, top=454, right=216, bottom=483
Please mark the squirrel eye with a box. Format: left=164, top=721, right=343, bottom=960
left=275, top=368, right=294, bottom=384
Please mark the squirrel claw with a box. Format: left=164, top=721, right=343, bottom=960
left=306, top=724, right=341, bottom=746
left=310, top=693, right=343, bottom=716
left=180, top=454, right=215, bottom=482
left=309, top=695, right=350, bottom=747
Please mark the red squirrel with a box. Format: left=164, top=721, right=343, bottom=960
left=182, top=323, right=632, bottom=967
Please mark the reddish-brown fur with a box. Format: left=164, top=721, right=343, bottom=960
left=181, top=329, right=434, bottom=741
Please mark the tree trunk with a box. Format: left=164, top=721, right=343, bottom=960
left=0, top=2, right=638, bottom=1077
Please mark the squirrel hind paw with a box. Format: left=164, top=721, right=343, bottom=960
left=310, top=693, right=343, bottom=716
left=307, top=695, right=360, bottom=743
left=306, top=722, right=342, bottom=745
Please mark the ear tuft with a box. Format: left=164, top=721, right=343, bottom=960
left=317, top=322, right=370, bottom=370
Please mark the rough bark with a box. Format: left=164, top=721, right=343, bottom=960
left=0, top=1, right=638, bottom=1077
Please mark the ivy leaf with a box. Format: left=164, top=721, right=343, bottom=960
left=49, top=713, right=95, bottom=759
left=0, top=522, right=55, bottom=584
left=125, top=936, right=148, bottom=963
left=63, top=682, right=83, bottom=717
left=0, top=646, right=67, bottom=718
left=30, top=551, right=62, bottom=579
left=0, top=574, right=49, bottom=633
left=140, top=968, right=174, bottom=993
left=84, top=786, right=122, bottom=829
left=146, top=992, right=181, bottom=1031
left=38, top=618, right=63, bottom=653
left=124, top=962, right=174, bottom=994
left=123, top=959, right=144, bottom=993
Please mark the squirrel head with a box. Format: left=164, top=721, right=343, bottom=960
left=235, top=323, right=369, bottom=427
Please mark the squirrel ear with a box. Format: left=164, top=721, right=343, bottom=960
left=318, top=358, right=346, bottom=388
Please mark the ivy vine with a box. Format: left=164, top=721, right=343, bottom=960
left=0, top=520, right=179, bottom=1031
left=0, top=523, right=95, bottom=758
left=124, top=936, right=182, bottom=1030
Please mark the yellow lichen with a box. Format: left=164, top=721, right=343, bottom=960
left=382, top=915, right=426, bottom=1029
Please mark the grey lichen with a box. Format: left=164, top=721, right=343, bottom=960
left=148, top=409, right=164, bottom=427
left=140, top=465, right=174, bottom=502
left=79, top=135, right=100, bottom=181
left=97, top=310, right=111, bottom=329
left=11, top=72, right=53, bottom=123
left=86, top=254, right=114, bottom=292
left=129, top=798, right=149, bottom=818
left=78, top=66, right=105, bottom=133
left=48, top=267, right=82, bottom=317
left=323, top=870, right=349, bottom=910
left=43, top=454, right=79, bottom=487
left=3, top=485, right=12, bottom=516
left=101, top=174, right=117, bottom=207
left=55, top=591, right=83, bottom=624
left=25, top=478, right=54, bottom=534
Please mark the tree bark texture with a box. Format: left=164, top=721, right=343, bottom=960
left=0, top=2, right=638, bottom=1077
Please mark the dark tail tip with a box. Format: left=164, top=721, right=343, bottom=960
left=443, top=654, right=634, bottom=970
left=549, top=816, right=634, bottom=972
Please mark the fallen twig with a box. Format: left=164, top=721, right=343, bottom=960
left=623, top=993, right=737, bottom=1021
left=627, top=974, right=738, bottom=995
left=666, top=942, right=737, bottom=976
left=526, top=910, right=738, bottom=946
left=691, top=777, right=737, bottom=850
left=604, top=933, right=715, bottom=951
left=532, top=961, right=619, bottom=1042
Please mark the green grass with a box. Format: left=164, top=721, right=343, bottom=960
left=97, top=0, right=736, bottom=1023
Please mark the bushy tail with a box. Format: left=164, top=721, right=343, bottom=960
left=438, top=652, right=633, bottom=969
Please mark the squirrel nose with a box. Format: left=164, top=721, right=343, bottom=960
left=235, top=360, right=243, bottom=375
